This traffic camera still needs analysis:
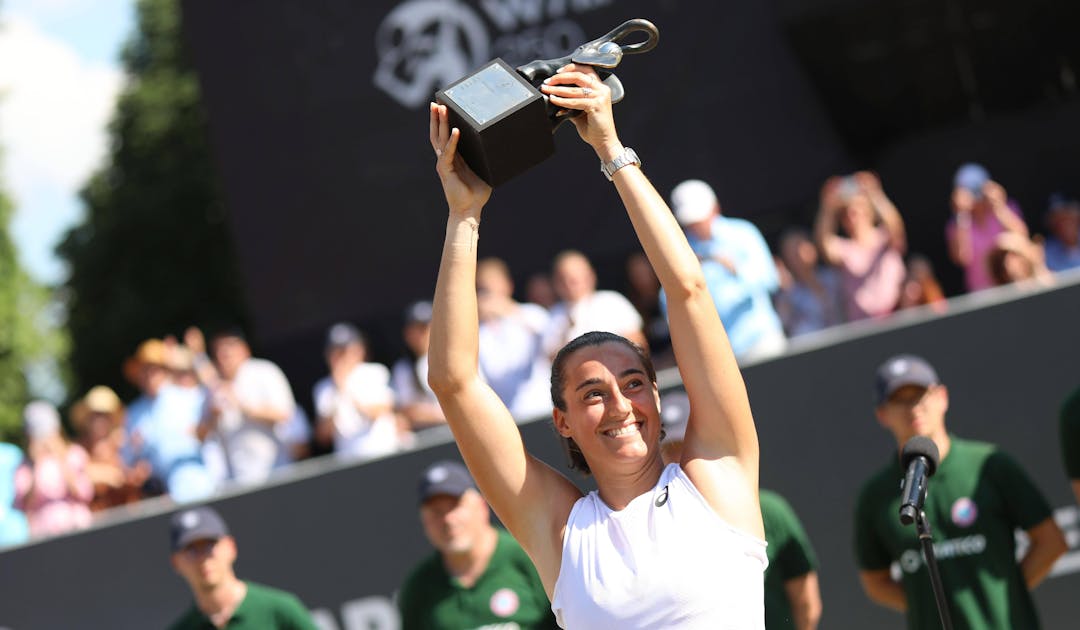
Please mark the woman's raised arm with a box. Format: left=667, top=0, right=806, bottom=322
left=542, top=66, right=762, bottom=537
left=425, top=103, right=580, bottom=587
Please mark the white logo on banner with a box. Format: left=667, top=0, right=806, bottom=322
left=373, top=0, right=613, bottom=109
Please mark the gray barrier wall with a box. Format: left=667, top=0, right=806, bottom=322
left=2, top=275, right=1079, bottom=629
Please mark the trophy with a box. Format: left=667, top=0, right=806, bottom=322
left=435, top=19, right=659, bottom=187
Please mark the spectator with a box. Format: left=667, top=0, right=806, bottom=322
left=525, top=272, right=558, bottom=310
left=391, top=301, right=447, bottom=432
left=1059, top=384, right=1080, bottom=505
left=476, top=257, right=553, bottom=419
left=167, top=505, right=317, bottom=629
left=313, top=322, right=401, bottom=459
left=14, top=401, right=93, bottom=538
left=814, top=171, right=906, bottom=322
left=200, top=328, right=297, bottom=486
left=945, top=163, right=1030, bottom=292
left=624, top=251, right=672, bottom=366
left=540, top=249, right=645, bottom=358
left=773, top=228, right=843, bottom=337
left=986, top=232, right=1053, bottom=287
left=397, top=460, right=556, bottom=630
left=668, top=179, right=786, bottom=360
left=896, top=254, right=947, bottom=314
left=71, top=386, right=147, bottom=511
left=659, top=391, right=822, bottom=630
left=123, top=338, right=171, bottom=490
left=0, top=441, right=29, bottom=547
left=129, top=337, right=216, bottom=503
left=854, top=354, right=1066, bottom=628
left=1042, top=194, right=1080, bottom=273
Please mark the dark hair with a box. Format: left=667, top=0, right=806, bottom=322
left=550, top=331, right=657, bottom=475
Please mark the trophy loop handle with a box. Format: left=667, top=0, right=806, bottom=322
left=570, top=19, right=659, bottom=68
left=602, top=19, right=660, bottom=56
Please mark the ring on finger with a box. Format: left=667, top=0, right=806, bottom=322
left=582, top=87, right=592, bottom=97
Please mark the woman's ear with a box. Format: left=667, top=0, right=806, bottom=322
left=552, top=408, right=572, bottom=437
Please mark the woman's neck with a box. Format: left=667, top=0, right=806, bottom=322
left=593, top=456, right=666, bottom=511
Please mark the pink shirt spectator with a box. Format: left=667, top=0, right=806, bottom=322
left=834, top=226, right=905, bottom=321
left=14, top=444, right=94, bottom=538
left=946, top=203, right=1024, bottom=292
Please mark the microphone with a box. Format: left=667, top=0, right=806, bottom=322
left=899, top=436, right=940, bottom=526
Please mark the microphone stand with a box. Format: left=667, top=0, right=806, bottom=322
left=915, top=509, right=953, bottom=630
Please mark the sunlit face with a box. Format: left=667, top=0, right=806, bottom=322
left=841, top=194, right=873, bottom=235
left=140, top=363, right=168, bottom=395
left=212, top=337, right=251, bottom=380
left=170, top=536, right=237, bottom=593
left=553, top=342, right=661, bottom=472
left=85, top=412, right=114, bottom=443
left=553, top=255, right=596, bottom=303
left=476, top=264, right=514, bottom=320
left=625, top=253, right=658, bottom=295
left=403, top=322, right=431, bottom=356
left=1048, top=207, right=1080, bottom=245
left=419, top=490, right=489, bottom=555
left=875, top=384, right=949, bottom=447
left=781, top=233, right=818, bottom=272
left=326, top=343, right=364, bottom=370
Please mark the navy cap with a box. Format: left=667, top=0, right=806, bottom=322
left=874, top=354, right=940, bottom=406
left=404, top=301, right=433, bottom=325
left=170, top=506, right=229, bottom=552
left=660, top=390, right=690, bottom=443
left=325, top=322, right=362, bottom=351
left=417, top=460, right=475, bottom=504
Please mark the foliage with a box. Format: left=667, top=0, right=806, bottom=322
left=0, top=177, right=69, bottom=443
left=57, top=0, right=248, bottom=400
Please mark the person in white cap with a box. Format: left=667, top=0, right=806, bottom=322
left=427, top=62, right=768, bottom=628
left=669, top=178, right=786, bottom=362
left=13, top=401, right=93, bottom=538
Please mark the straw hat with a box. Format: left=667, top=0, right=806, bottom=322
left=123, top=338, right=168, bottom=385
left=71, top=385, right=124, bottom=432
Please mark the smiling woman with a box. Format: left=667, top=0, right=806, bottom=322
left=425, top=61, right=768, bottom=628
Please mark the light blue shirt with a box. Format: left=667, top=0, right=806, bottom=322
left=1044, top=238, right=1080, bottom=273
left=662, top=216, right=784, bottom=357
left=0, top=442, right=29, bottom=546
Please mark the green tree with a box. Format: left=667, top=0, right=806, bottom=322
left=0, top=169, right=68, bottom=444
left=58, top=0, right=248, bottom=399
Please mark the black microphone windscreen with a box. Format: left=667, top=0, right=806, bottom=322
left=901, top=436, right=940, bottom=475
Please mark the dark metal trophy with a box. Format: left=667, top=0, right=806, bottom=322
left=435, top=19, right=659, bottom=187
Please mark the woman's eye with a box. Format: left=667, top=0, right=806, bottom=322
left=625, top=379, right=643, bottom=389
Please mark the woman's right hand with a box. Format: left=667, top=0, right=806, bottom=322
left=430, top=102, right=492, bottom=216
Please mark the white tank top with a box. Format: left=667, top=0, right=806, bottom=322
left=551, top=463, right=767, bottom=629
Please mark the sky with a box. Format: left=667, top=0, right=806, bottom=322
left=0, top=0, right=135, bottom=284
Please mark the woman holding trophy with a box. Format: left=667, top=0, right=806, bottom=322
left=426, top=63, right=767, bottom=627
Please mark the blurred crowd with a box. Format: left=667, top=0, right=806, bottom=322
left=0, top=162, right=1077, bottom=548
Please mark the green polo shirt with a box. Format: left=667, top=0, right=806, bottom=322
left=398, top=529, right=557, bottom=630
left=1059, top=385, right=1080, bottom=480
left=854, top=437, right=1052, bottom=630
left=761, top=489, right=818, bottom=630
left=168, top=581, right=317, bottom=630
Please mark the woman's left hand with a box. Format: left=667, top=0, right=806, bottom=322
left=540, top=64, right=622, bottom=160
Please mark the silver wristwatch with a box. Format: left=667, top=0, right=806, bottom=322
left=600, top=147, right=641, bottom=181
